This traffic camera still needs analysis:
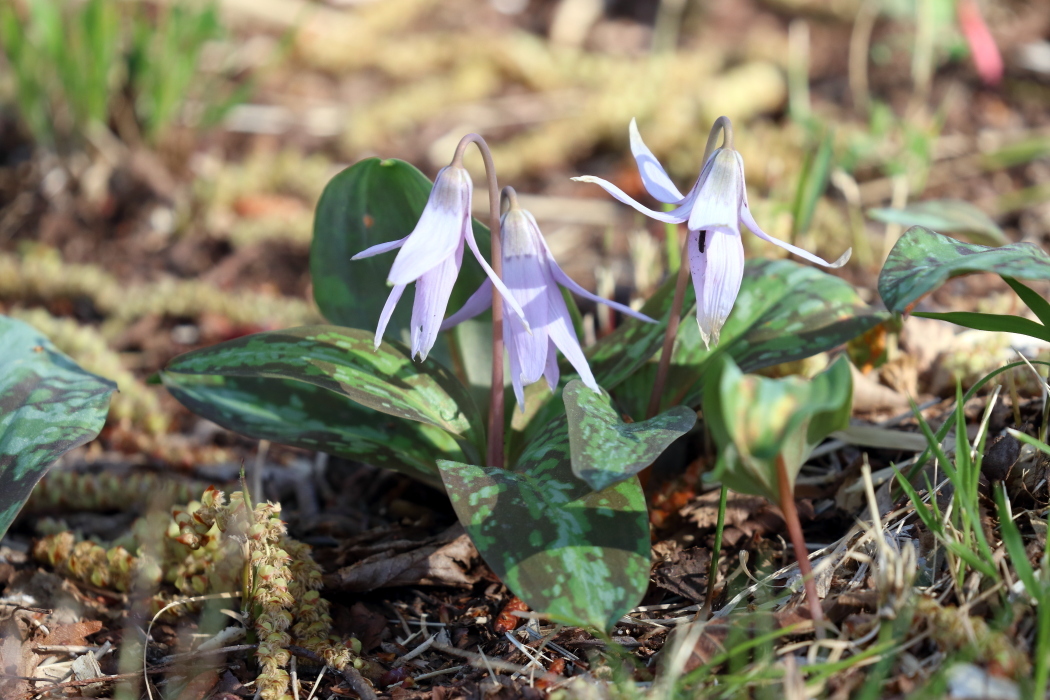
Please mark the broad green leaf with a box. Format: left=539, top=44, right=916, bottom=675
left=163, top=325, right=484, bottom=458
left=0, top=315, right=116, bottom=536
left=879, top=227, right=1050, bottom=314
left=160, top=372, right=453, bottom=489
left=657, top=258, right=883, bottom=413
left=564, top=379, right=695, bottom=492
left=868, top=200, right=1007, bottom=246
left=913, top=311, right=1050, bottom=343
left=702, top=356, right=852, bottom=503
left=310, top=158, right=490, bottom=345
left=437, top=409, right=650, bottom=632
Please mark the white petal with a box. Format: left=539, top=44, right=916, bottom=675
left=410, top=239, right=463, bottom=361
left=544, top=248, right=656, bottom=324
left=505, top=321, right=527, bottom=412
left=689, top=229, right=745, bottom=349
left=352, top=235, right=409, bottom=260
left=686, top=149, right=743, bottom=233
left=463, top=219, right=530, bottom=331
left=503, top=246, right=549, bottom=385
left=629, top=118, right=685, bottom=204
left=572, top=175, right=690, bottom=224
left=440, top=279, right=492, bottom=331
left=543, top=338, right=559, bottom=391
left=740, top=197, right=851, bottom=268
left=388, top=167, right=472, bottom=285
left=545, top=270, right=599, bottom=394
left=374, top=283, right=406, bottom=349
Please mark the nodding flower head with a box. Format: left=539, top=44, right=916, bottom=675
left=575, top=118, right=850, bottom=348
left=352, top=164, right=527, bottom=361
left=442, top=188, right=656, bottom=409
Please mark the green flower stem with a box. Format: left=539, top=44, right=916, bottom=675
left=703, top=484, right=729, bottom=617
left=453, top=134, right=506, bottom=469
left=776, top=453, right=824, bottom=631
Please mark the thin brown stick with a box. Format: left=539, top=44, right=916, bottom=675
left=644, top=117, right=733, bottom=420
left=776, top=454, right=825, bottom=630
left=453, top=134, right=505, bottom=469
left=288, top=645, right=377, bottom=700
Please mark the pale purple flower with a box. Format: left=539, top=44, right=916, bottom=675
left=574, top=119, right=851, bottom=348
left=352, top=164, right=527, bottom=361
left=441, top=195, right=656, bottom=409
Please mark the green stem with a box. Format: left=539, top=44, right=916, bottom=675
left=704, top=484, right=729, bottom=616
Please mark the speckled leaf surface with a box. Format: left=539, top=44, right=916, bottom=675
left=879, top=227, right=1050, bottom=314
left=0, top=315, right=115, bottom=537
left=671, top=258, right=884, bottom=410
left=164, top=326, right=483, bottom=456
left=564, top=379, right=695, bottom=492
left=437, top=411, right=650, bottom=631
left=161, top=372, right=456, bottom=488
left=311, top=158, right=491, bottom=342
left=702, top=356, right=852, bottom=503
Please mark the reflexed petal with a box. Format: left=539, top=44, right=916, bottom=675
left=352, top=235, right=409, bottom=260
left=689, top=229, right=745, bottom=349
left=572, top=175, right=690, bottom=225
left=503, top=246, right=549, bottom=384
left=740, top=197, right=851, bottom=268
left=505, top=322, right=527, bottom=411
left=687, top=149, right=743, bottom=233
left=388, top=167, right=471, bottom=285
left=463, top=219, right=530, bottom=329
left=629, top=118, right=685, bottom=204
left=542, top=240, right=656, bottom=324
left=374, top=283, right=407, bottom=349
left=410, top=240, right=463, bottom=360
left=545, top=271, right=599, bottom=394
left=543, top=338, right=559, bottom=391
left=440, top=279, right=492, bottom=331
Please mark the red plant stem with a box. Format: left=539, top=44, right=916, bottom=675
left=644, top=117, right=734, bottom=420
left=776, top=453, right=825, bottom=630
left=453, top=134, right=505, bottom=469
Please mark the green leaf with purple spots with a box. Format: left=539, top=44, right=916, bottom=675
left=879, top=226, right=1050, bottom=314
left=702, top=355, right=852, bottom=503
left=437, top=407, right=650, bottom=631
left=0, top=315, right=116, bottom=537
left=160, top=372, right=454, bottom=489
left=564, top=379, right=695, bottom=492
left=163, top=325, right=484, bottom=461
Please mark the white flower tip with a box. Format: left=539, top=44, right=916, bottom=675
left=521, top=319, right=533, bottom=336
left=829, top=247, right=852, bottom=269
left=571, top=176, right=597, bottom=183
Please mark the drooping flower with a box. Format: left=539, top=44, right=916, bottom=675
left=442, top=188, right=656, bottom=409
left=352, top=164, right=527, bottom=361
left=574, top=118, right=851, bottom=348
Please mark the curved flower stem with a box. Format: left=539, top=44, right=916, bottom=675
left=452, top=134, right=505, bottom=469
left=776, top=453, right=825, bottom=633
left=644, top=117, right=732, bottom=420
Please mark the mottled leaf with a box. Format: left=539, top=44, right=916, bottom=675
left=665, top=258, right=883, bottom=412
left=868, top=200, right=1007, bottom=246
left=702, top=355, right=852, bottom=503
left=161, top=372, right=456, bottom=488
left=437, top=407, right=649, bottom=631
left=163, top=325, right=484, bottom=457
left=564, top=379, right=695, bottom=492
left=0, top=315, right=116, bottom=537
left=310, top=158, right=490, bottom=351
left=879, top=227, right=1050, bottom=314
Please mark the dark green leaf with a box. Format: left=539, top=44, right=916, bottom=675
left=878, top=227, right=1050, bottom=314
left=564, top=379, right=695, bottom=492
left=913, top=311, right=1050, bottom=343
left=160, top=372, right=452, bottom=489
left=1004, top=277, right=1050, bottom=328
left=868, top=200, right=1006, bottom=246
left=163, top=325, right=484, bottom=459
left=0, top=315, right=116, bottom=537
left=437, top=408, right=650, bottom=631
left=702, top=356, right=852, bottom=502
